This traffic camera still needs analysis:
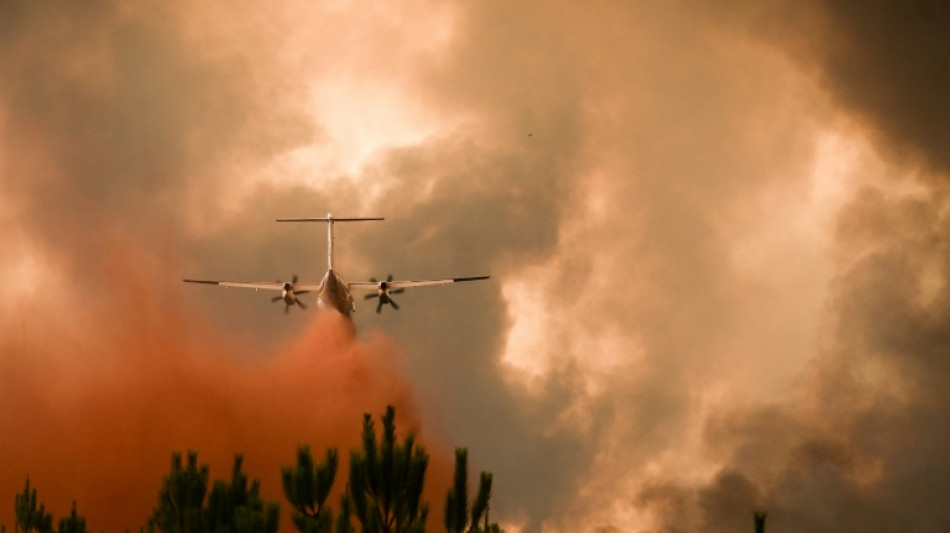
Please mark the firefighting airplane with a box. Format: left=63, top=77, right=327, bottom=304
left=183, top=214, right=489, bottom=315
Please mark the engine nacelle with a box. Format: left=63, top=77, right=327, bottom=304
left=282, top=281, right=295, bottom=303
left=272, top=275, right=308, bottom=313
left=365, top=275, right=402, bottom=313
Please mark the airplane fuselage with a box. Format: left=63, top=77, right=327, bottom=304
left=316, top=269, right=355, bottom=315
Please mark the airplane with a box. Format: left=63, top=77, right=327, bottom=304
left=183, top=214, right=489, bottom=315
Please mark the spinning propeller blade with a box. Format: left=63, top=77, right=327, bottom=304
left=369, top=274, right=402, bottom=313
left=272, top=274, right=307, bottom=313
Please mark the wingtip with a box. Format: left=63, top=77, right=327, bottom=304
left=454, top=275, right=491, bottom=282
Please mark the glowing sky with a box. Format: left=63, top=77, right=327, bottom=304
left=2, top=1, right=949, bottom=532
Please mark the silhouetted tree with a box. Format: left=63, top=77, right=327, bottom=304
left=753, top=511, right=767, bottom=533
left=15, top=478, right=53, bottom=533
left=150, top=451, right=278, bottom=533
left=348, top=406, right=429, bottom=533
left=57, top=502, right=86, bottom=533
left=282, top=446, right=338, bottom=533
left=206, top=455, right=279, bottom=533
left=445, top=449, right=468, bottom=533
left=151, top=451, right=210, bottom=533
left=334, top=489, right=354, bottom=533
left=444, top=449, right=498, bottom=533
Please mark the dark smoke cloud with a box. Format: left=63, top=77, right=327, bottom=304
left=647, top=2, right=950, bottom=532
left=733, top=0, right=950, bottom=176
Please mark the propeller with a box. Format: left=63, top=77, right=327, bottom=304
left=273, top=275, right=309, bottom=314
left=364, top=274, right=405, bottom=314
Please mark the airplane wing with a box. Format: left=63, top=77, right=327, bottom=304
left=348, top=276, right=490, bottom=291
left=183, top=280, right=323, bottom=292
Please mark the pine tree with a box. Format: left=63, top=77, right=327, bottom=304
left=150, top=451, right=210, bottom=533
left=14, top=478, right=53, bottom=533
left=469, top=473, right=493, bottom=533
left=281, top=446, right=338, bottom=533
left=57, top=502, right=86, bottom=533
left=150, top=452, right=279, bottom=533
left=206, top=455, right=279, bottom=533
left=334, top=489, right=354, bottom=533
left=444, top=449, right=468, bottom=533
left=348, top=406, right=429, bottom=533
left=444, top=449, right=498, bottom=533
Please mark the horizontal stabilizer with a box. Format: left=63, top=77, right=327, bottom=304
left=277, top=217, right=384, bottom=222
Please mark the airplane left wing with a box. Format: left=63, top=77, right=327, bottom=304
left=183, top=280, right=323, bottom=292
left=348, top=276, right=490, bottom=291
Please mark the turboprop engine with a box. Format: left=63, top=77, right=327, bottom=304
left=363, top=274, right=405, bottom=314
left=272, top=275, right=309, bottom=313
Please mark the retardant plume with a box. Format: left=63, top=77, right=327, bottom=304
left=0, top=238, right=434, bottom=531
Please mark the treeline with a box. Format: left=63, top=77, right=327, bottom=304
left=4, top=406, right=503, bottom=533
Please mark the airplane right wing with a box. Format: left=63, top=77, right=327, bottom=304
left=348, top=276, right=490, bottom=291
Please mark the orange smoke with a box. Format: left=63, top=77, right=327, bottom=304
left=0, top=239, right=449, bottom=532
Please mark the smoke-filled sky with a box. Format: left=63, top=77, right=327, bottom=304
left=2, top=1, right=949, bottom=532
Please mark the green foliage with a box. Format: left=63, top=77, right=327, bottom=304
left=281, top=446, right=338, bottom=533
left=206, top=455, right=280, bottom=533
left=334, top=490, right=354, bottom=533
left=151, top=451, right=210, bottom=533
left=57, top=502, right=86, bottom=533
left=348, top=406, right=429, bottom=533
left=444, top=449, right=497, bottom=533
left=444, top=449, right=467, bottom=533
left=4, top=406, right=506, bottom=533
left=150, top=451, right=278, bottom=533
left=470, top=473, right=493, bottom=533
left=15, top=478, right=53, bottom=533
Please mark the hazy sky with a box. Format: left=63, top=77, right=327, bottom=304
left=1, top=1, right=949, bottom=532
